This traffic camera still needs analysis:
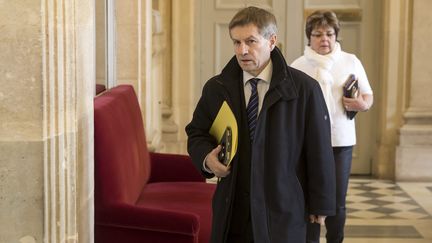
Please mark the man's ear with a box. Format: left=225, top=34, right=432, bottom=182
left=269, top=34, right=277, bottom=50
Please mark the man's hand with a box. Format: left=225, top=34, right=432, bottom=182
left=309, top=215, right=326, bottom=225
left=205, top=145, right=231, bottom=178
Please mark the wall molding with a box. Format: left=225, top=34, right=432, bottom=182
left=304, top=8, right=362, bottom=22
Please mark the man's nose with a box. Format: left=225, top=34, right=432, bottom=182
left=238, top=43, right=248, bottom=55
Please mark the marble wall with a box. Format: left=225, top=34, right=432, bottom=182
left=0, top=0, right=95, bottom=242
left=396, top=0, right=432, bottom=181
left=409, top=0, right=432, bottom=110
left=0, top=0, right=44, bottom=241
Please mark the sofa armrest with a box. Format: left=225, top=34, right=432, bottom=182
left=96, top=203, right=200, bottom=237
left=148, top=152, right=205, bottom=183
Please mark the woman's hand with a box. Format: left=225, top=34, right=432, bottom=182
left=342, top=93, right=373, bottom=112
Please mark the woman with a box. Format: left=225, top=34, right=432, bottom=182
left=291, top=10, right=373, bottom=243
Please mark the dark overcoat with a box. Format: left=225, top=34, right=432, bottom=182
left=186, top=47, right=336, bottom=243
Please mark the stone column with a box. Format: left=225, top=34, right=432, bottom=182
left=374, top=0, right=411, bottom=179
left=116, top=0, right=162, bottom=150
left=396, top=0, right=432, bottom=181
left=154, top=0, right=181, bottom=146
left=0, top=0, right=94, bottom=242
left=171, top=0, right=195, bottom=153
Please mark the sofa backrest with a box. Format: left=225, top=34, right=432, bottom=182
left=94, top=85, right=151, bottom=208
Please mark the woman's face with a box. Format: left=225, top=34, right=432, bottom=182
left=309, top=26, right=336, bottom=55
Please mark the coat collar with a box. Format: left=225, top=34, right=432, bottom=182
left=264, top=47, right=298, bottom=110
left=217, top=47, right=298, bottom=113
left=215, top=56, right=244, bottom=121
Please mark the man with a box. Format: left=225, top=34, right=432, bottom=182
left=186, top=6, right=335, bottom=243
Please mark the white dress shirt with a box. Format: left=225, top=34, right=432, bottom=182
left=243, top=60, right=273, bottom=114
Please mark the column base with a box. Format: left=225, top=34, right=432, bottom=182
left=396, top=124, right=432, bottom=181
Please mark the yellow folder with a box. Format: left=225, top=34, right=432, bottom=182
left=209, top=101, right=238, bottom=166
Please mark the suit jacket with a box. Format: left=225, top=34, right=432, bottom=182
left=186, top=47, right=336, bottom=243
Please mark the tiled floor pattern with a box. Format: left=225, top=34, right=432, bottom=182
left=346, top=179, right=431, bottom=220
left=320, top=178, right=432, bottom=242
left=344, top=225, right=422, bottom=238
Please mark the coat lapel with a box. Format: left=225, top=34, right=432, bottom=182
left=218, top=56, right=245, bottom=123
left=262, top=47, right=299, bottom=111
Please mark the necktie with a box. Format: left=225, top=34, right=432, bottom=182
left=246, top=78, right=259, bottom=142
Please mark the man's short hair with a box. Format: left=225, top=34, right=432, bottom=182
left=229, top=6, right=278, bottom=39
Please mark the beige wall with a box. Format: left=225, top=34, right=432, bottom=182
left=171, top=0, right=196, bottom=145
left=409, top=0, right=432, bottom=110
left=395, top=0, right=432, bottom=181
left=373, top=0, right=411, bottom=179
left=373, top=0, right=432, bottom=181
left=0, top=0, right=94, bottom=242
left=96, top=0, right=106, bottom=86
left=0, top=1, right=44, bottom=241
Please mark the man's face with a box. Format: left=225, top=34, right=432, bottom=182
left=230, top=24, right=276, bottom=76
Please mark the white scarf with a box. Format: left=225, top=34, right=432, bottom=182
left=304, top=42, right=341, bottom=123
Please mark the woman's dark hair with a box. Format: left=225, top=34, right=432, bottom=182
left=305, top=10, right=340, bottom=44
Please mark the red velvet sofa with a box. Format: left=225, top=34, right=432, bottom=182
left=94, top=85, right=216, bottom=243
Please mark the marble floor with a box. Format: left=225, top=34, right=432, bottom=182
left=320, top=178, right=432, bottom=242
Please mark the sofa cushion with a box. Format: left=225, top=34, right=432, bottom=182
left=137, top=182, right=215, bottom=243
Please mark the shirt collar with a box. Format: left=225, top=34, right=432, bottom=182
left=243, top=60, right=273, bottom=85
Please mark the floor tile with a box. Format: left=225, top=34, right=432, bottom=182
left=348, top=210, right=386, bottom=219
left=346, top=194, right=370, bottom=203
left=344, top=225, right=422, bottom=238
left=342, top=178, right=432, bottom=241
